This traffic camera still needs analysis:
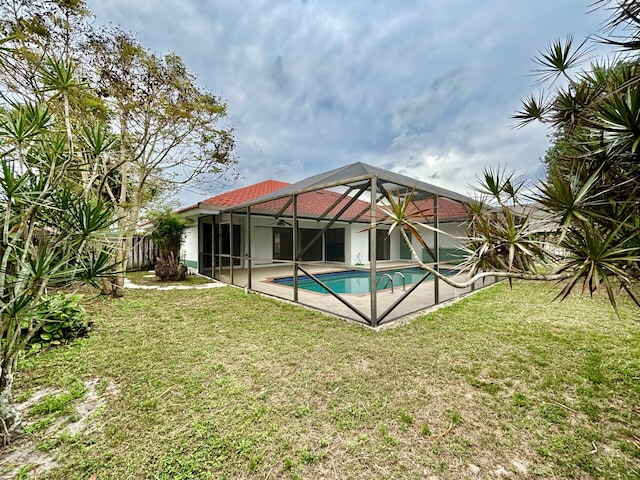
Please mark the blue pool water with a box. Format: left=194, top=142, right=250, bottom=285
left=272, top=267, right=455, bottom=294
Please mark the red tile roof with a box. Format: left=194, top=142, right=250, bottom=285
left=180, top=179, right=468, bottom=222
left=177, top=180, right=290, bottom=213
left=202, top=180, right=291, bottom=208
left=408, top=197, right=468, bottom=222
left=358, top=197, right=468, bottom=223
left=251, top=189, right=372, bottom=221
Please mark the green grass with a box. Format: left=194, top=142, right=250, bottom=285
left=28, top=381, right=85, bottom=416
left=15, top=281, right=640, bottom=479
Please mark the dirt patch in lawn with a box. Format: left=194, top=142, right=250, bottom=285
left=0, top=378, right=118, bottom=479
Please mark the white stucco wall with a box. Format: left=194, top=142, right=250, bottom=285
left=182, top=224, right=199, bottom=272
left=401, top=220, right=466, bottom=262
left=349, top=223, right=369, bottom=265
left=179, top=212, right=468, bottom=272
left=249, top=217, right=357, bottom=266
left=388, top=228, right=400, bottom=261
left=439, top=221, right=466, bottom=248
left=248, top=216, right=276, bottom=264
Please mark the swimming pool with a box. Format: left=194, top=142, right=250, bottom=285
left=272, top=267, right=456, bottom=294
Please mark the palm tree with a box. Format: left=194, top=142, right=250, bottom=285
left=149, top=209, right=190, bottom=281
left=511, top=2, right=640, bottom=311
left=0, top=89, right=116, bottom=439
left=370, top=179, right=574, bottom=291
left=377, top=2, right=640, bottom=313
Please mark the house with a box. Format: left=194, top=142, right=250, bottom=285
left=178, top=162, right=470, bottom=276
left=176, top=162, right=479, bottom=327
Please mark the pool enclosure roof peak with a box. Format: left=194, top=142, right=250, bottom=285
left=223, top=162, right=471, bottom=212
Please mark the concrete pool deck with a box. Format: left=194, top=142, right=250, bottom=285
left=214, top=261, right=499, bottom=326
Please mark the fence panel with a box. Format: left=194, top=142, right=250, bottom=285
left=128, top=236, right=159, bottom=271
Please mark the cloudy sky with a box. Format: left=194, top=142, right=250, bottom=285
left=86, top=0, right=612, bottom=205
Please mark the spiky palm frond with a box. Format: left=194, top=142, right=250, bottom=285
left=373, top=187, right=428, bottom=249
left=473, top=166, right=525, bottom=206
left=513, top=92, right=550, bottom=128
left=80, top=122, right=116, bottom=158
left=555, top=218, right=640, bottom=311
left=595, top=0, right=640, bottom=50
left=463, top=204, right=553, bottom=278
left=464, top=169, right=556, bottom=279
left=551, top=81, right=600, bottom=128
left=361, top=186, right=452, bottom=255
left=0, top=103, right=52, bottom=144
left=532, top=35, right=593, bottom=85
left=39, top=56, right=84, bottom=97
left=592, top=84, right=640, bottom=152
left=536, top=165, right=608, bottom=229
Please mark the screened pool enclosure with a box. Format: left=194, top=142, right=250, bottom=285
left=202, top=163, right=497, bottom=327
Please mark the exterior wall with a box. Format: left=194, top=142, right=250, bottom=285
left=349, top=223, right=369, bottom=265
left=439, top=221, right=466, bottom=247
left=399, top=220, right=467, bottom=264
left=347, top=222, right=468, bottom=265
left=389, top=227, right=400, bottom=261
left=249, top=217, right=356, bottom=266
left=180, top=211, right=468, bottom=271
left=247, top=216, right=276, bottom=264
left=182, top=224, right=199, bottom=272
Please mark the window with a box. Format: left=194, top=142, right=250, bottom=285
left=369, top=229, right=390, bottom=261
left=273, top=227, right=293, bottom=260
left=273, top=227, right=346, bottom=262
left=325, top=228, right=345, bottom=262
left=299, top=229, right=322, bottom=261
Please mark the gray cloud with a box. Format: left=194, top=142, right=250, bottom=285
left=86, top=0, right=612, bottom=204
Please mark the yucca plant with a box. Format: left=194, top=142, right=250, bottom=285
left=366, top=158, right=639, bottom=315
left=365, top=175, right=572, bottom=291
left=148, top=209, right=190, bottom=281
left=556, top=219, right=640, bottom=308
left=0, top=41, right=117, bottom=439
left=507, top=1, right=640, bottom=315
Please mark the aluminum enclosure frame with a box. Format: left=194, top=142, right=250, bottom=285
left=213, top=162, right=479, bottom=327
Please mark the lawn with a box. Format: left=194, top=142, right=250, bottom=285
left=9, top=281, right=640, bottom=479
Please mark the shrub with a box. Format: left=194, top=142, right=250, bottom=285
left=25, top=293, right=90, bottom=354
left=148, top=209, right=191, bottom=282
left=149, top=209, right=190, bottom=262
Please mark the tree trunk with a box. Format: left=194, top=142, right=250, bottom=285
left=110, top=113, right=130, bottom=297
left=111, top=179, right=144, bottom=295
left=0, top=354, right=21, bottom=442
left=101, top=112, right=131, bottom=297
left=112, top=233, right=128, bottom=297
